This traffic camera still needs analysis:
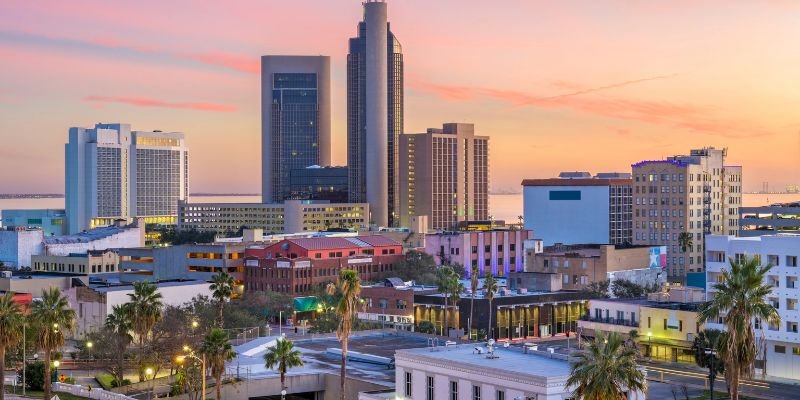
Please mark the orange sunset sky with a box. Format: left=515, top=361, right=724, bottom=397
left=1, top=0, right=798, bottom=193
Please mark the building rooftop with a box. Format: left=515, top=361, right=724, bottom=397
left=90, top=279, right=208, bottom=292
left=284, top=235, right=401, bottom=251
left=595, top=297, right=703, bottom=311
left=630, top=159, right=689, bottom=168
left=43, top=225, right=133, bottom=245
left=397, top=345, right=571, bottom=378
left=521, top=177, right=631, bottom=187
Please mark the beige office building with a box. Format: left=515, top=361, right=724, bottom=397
left=31, top=250, right=119, bottom=275
left=632, top=147, right=741, bottom=282
left=398, top=123, right=489, bottom=231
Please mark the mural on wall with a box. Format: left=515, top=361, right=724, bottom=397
left=649, top=246, right=668, bottom=269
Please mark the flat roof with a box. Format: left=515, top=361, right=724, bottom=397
left=594, top=297, right=702, bottom=311
left=521, top=178, right=631, bottom=187
left=91, top=279, right=208, bottom=292
left=397, top=345, right=571, bottom=378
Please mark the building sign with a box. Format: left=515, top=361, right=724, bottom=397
left=348, top=257, right=373, bottom=264
left=667, top=310, right=680, bottom=329
left=245, top=260, right=259, bottom=267
left=277, top=261, right=291, bottom=268
left=649, top=246, right=667, bottom=269
left=294, top=261, right=310, bottom=268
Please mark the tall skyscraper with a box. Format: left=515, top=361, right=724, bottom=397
left=398, top=123, right=489, bottom=231
left=261, top=56, right=331, bottom=203
left=347, top=0, right=404, bottom=227
left=65, top=123, right=188, bottom=234
left=631, top=147, right=741, bottom=283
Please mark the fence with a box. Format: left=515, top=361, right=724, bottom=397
left=53, top=382, right=137, bottom=400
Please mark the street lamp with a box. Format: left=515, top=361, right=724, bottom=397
left=145, top=367, right=154, bottom=400
left=192, top=320, right=199, bottom=329
left=705, top=347, right=717, bottom=400
left=647, top=332, right=653, bottom=359
left=53, top=360, right=60, bottom=384
left=176, top=352, right=206, bottom=400
left=86, top=341, right=93, bottom=349
left=281, top=389, right=287, bottom=400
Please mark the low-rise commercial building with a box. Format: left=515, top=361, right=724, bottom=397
left=706, top=234, right=800, bottom=380
left=32, top=250, right=119, bottom=274
left=118, top=243, right=245, bottom=285
left=178, top=200, right=369, bottom=235
left=522, top=173, right=632, bottom=246
left=245, top=236, right=404, bottom=296
left=425, top=229, right=533, bottom=278
left=739, top=203, right=800, bottom=237
left=1, top=209, right=67, bottom=236
left=525, top=243, right=667, bottom=291
left=358, top=278, right=437, bottom=330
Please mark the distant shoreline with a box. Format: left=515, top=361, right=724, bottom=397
left=0, top=194, right=63, bottom=199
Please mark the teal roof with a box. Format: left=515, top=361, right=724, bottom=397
left=293, top=296, right=318, bottom=312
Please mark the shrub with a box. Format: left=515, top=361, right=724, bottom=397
left=17, top=361, right=56, bottom=391
left=417, top=321, right=435, bottom=334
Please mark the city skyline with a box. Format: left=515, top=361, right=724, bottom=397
left=1, top=0, right=799, bottom=194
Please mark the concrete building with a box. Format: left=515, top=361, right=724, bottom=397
left=358, top=278, right=437, bottom=330
left=740, top=202, right=800, bottom=236
left=31, top=250, right=119, bottom=275
left=522, top=173, right=632, bottom=246
left=0, top=220, right=144, bottom=268
left=244, top=235, right=403, bottom=296
left=1, top=209, right=67, bottom=236
left=177, top=200, right=369, bottom=235
left=398, top=123, right=489, bottom=231
left=632, top=147, right=742, bottom=282
left=705, top=234, right=800, bottom=380
left=425, top=229, right=533, bottom=278
left=578, top=287, right=705, bottom=364
left=65, top=123, right=189, bottom=233
left=523, top=243, right=666, bottom=291
left=74, top=280, right=212, bottom=338
left=118, top=243, right=245, bottom=285
left=261, top=56, right=331, bottom=203
left=347, top=0, right=403, bottom=227
left=288, top=166, right=348, bottom=203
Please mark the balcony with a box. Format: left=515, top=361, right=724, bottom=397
left=703, top=185, right=712, bottom=193
left=579, top=315, right=639, bottom=327
left=703, top=197, right=712, bottom=205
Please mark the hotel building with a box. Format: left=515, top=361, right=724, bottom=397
left=522, top=172, right=632, bottom=246
left=399, top=123, right=489, bottom=231
left=632, top=147, right=741, bottom=282
left=65, top=123, right=188, bottom=233
left=425, top=228, right=532, bottom=278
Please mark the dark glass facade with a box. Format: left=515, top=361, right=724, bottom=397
left=347, top=21, right=404, bottom=226
left=288, top=166, right=349, bottom=203
left=271, top=73, right=320, bottom=201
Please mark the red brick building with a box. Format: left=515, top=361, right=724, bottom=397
left=244, top=235, right=404, bottom=296
left=358, top=278, right=437, bottom=330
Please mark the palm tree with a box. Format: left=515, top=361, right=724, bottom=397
left=678, top=232, right=693, bottom=253
left=105, top=304, right=133, bottom=387
left=201, top=328, right=236, bottom=400
left=31, top=287, right=76, bottom=400
left=692, top=328, right=726, bottom=390
left=126, top=281, right=163, bottom=382
left=326, top=269, right=361, bottom=400
left=447, top=275, right=464, bottom=333
left=469, top=264, right=479, bottom=339
left=210, top=271, right=235, bottom=327
left=566, top=332, right=647, bottom=400
left=0, top=293, right=23, bottom=400
left=437, top=266, right=456, bottom=336
left=483, top=272, right=497, bottom=340
left=264, top=338, right=304, bottom=390
left=698, top=255, right=779, bottom=400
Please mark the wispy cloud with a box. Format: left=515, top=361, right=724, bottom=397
left=177, top=52, right=259, bottom=74
left=84, top=96, right=237, bottom=112
left=409, top=76, right=772, bottom=139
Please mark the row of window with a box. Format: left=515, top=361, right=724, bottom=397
left=406, top=373, right=508, bottom=400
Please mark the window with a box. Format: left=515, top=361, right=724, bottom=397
left=563, top=274, right=569, bottom=284
left=496, top=390, right=505, bottom=400
left=472, top=385, right=481, bottom=400
left=775, top=345, right=786, bottom=353
left=450, top=381, right=458, bottom=400
left=793, top=347, right=800, bottom=356
left=788, top=256, right=798, bottom=267
left=427, top=376, right=434, bottom=400
left=405, top=372, right=412, bottom=397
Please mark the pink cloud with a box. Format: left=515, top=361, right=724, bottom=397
left=177, top=52, right=259, bottom=74
left=84, top=95, right=237, bottom=112
left=409, top=78, right=772, bottom=139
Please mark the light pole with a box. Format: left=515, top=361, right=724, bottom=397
left=145, top=367, right=154, bottom=400
left=705, top=347, right=717, bottom=400
left=176, top=352, right=206, bottom=400
left=281, top=389, right=287, bottom=400
left=279, top=311, right=282, bottom=337
left=647, top=332, right=653, bottom=359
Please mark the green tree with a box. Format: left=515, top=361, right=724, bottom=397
left=436, top=266, right=457, bottom=336
left=698, top=255, right=779, bottom=400
left=264, top=338, right=304, bottom=390
left=692, top=329, right=726, bottom=379
left=483, top=272, right=497, bottom=340
left=584, top=280, right=610, bottom=298
left=31, top=287, right=76, bottom=400
left=17, top=361, right=55, bottom=392
left=126, top=281, right=163, bottom=382
left=0, top=293, right=23, bottom=400
left=210, top=271, right=235, bottom=327
left=566, top=332, right=647, bottom=400
left=469, top=264, right=479, bottom=338
left=104, top=305, right=133, bottom=387
left=158, top=228, right=216, bottom=245
left=393, top=250, right=438, bottom=285
left=611, top=279, right=659, bottom=298
left=678, top=232, right=693, bottom=253
left=200, top=328, right=236, bottom=400
left=326, top=270, right=361, bottom=400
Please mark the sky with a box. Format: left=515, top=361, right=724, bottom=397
left=1, top=0, right=799, bottom=194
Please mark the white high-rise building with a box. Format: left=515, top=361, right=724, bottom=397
left=706, top=234, right=800, bottom=380
left=65, top=123, right=188, bottom=233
